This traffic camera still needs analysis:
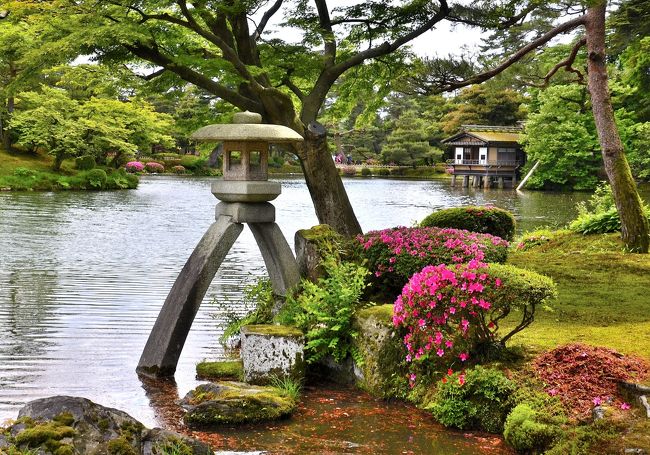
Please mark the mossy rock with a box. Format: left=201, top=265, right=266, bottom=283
left=196, top=360, right=243, bottom=380
left=180, top=382, right=297, bottom=428
left=352, top=304, right=408, bottom=399
left=294, top=224, right=345, bottom=281
left=6, top=396, right=212, bottom=454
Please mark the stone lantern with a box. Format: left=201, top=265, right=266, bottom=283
left=138, top=112, right=303, bottom=378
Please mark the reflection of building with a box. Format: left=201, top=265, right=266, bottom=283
left=442, top=125, right=525, bottom=189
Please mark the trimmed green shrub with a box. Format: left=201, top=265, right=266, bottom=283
left=179, top=155, right=204, bottom=170
left=421, top=206, right=516, bottom=241
left=84, top=169, right=107, bottom=189
left=378, top=168, right=390, bottom=176
left=218, top=278, right=275, bottom=342
left=360, top=167, right=372, bottom=176
left=504, top=403, right=564, bottom=453
left=427, top=366, right=516, bottom=433
left=13, top=167, right=36, bottom=177
left=75, top=155, right=96, bottom=170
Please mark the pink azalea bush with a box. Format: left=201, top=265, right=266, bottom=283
left=393, top=260, right=556, bottom=385
left=145, top=162, right=165, bottom=173
left=125, top=161, right=144, bottom=173
left=354, top=226, right=509, bottom=296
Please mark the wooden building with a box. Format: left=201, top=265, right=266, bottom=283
left=442, top=125, right=525, bottom=189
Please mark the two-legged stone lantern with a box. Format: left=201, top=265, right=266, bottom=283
left=137, top=111, right=303, bottom=377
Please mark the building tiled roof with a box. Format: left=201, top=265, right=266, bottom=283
left=442, top=125, right=522, bottom=145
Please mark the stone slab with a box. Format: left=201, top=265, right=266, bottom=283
left=215, top=202, right=275, bottom=223
left=212, top=180, right=281, bottom=202
left=240, top=324, right=305, bottom=385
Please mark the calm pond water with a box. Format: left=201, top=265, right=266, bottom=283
left=0, top=175, right=647, bottom=452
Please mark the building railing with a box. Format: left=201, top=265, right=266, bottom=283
left=446, top=159, right=521, bottom=167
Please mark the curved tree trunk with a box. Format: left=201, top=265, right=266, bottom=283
left=297, top=121, right=362, bottom=237
left=585, top=3, right=649, bottom=253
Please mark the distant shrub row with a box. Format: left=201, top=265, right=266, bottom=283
left=2, top=167, right=138, bottom=191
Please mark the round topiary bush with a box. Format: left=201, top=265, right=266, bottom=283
left=360, top=167, right=372, bottom=177
left=393, top=261, right=556, bottom=375
left=354, top=226, right=510, bottom=297
left=172, top=165, right=186, bottom=174
left=145, top=161, right=165, bottom=173
left=420, top=206, right=516, bottom=241
left=75, top=155, right=96, bottom=170
left=504, top=403, right=564, bottom=453
left=125, top=161, right=144, bottom=173
left=84, top=169, right=107, bottom=189
left=428, top=366, right=516, bottom=433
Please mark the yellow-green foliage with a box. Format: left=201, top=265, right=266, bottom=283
left=503, top=404, right=564, bottom=452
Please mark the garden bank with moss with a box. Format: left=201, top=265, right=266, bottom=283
left=206, top=201, right=650, bottom=455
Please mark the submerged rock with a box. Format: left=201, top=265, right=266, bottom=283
left=4, top=396, right=211, bottom=454
left=180, top=382, right=297, bottom=428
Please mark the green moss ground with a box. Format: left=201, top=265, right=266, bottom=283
left=196, top=360, right=243, bottom=380
left=503, top=231, right=650, bottom=361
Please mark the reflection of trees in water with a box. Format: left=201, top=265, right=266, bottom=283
left=0, top=268, right=59, bottom=385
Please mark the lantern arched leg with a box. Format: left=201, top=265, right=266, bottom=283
left=137, top=215, right=243, bottom=377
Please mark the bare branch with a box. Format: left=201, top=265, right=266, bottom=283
left=447, top=3, right=537, bottom=30
left=436, top=14, right=587, bottom=92
left=124, top=43, right=263, bottom=112
left=279, top=68, right=305, bottom=101
left=539, top=37, right=586, bottom=86
left=136, top=68, right=166, bottom=81
left=253, top=0, right=284, bottom=40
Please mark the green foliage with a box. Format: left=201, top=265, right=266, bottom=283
left=360, top=167, right=372, bottom=176
left=504, top=404, right=564, bottom=453
left=84, top=169, right=107, bottom=189
left=522, top=85, right=601, bottom=190
left=569, top=182, right=650, bottom=234
left=279, top=258, right=369, bottom=364
left=179, top=155, right=204, bottom=170
left=268, top=376, right=303, bottom=402
left=218, top=278, right=275, bottom=342
left=9, top=87, right=174, bottom=169
left=75, top=155, right=96, bottom=170
left=420, top=206, right=516, bottom=241
left=152, top=438, right=194, bottom=455
left=427, top=366, right=516, bottom=433
left=381, top=110, right=442, bottom=166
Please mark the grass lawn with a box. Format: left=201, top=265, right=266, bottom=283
left=504, top=230, right=650, bottom=361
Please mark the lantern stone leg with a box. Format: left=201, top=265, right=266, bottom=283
left=137, top=216, right=243, bottom=377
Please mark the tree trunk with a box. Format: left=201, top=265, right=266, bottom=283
left=53, top=153, right=64, bottom=171
left=585, top=3, right=649, bottom=253
left=297, top=121, right=362, bottom=238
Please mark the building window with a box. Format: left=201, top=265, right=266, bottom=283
left=497, top=148, right=517, bottom=162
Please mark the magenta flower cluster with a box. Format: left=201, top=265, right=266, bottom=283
left=355, top=226, right=509, bottom=296
left=125, top=161, right=144, bottom=173
left=393, top=259, right=503, bottom=385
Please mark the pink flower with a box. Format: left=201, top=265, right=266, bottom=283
left=593, top=396, right=602, bottom=406
left=459, top=352, right=469, bottom=362
left=436, top=349, right=445, bottom=357
left=548, top=388, right=558, bottom=396
left=458, top=374, right=466, bottom=386
left=620, top=402, right=631, bottom=410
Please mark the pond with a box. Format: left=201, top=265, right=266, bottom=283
left=0, top=175, right=646, bottom=452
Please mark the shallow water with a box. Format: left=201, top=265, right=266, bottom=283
left=0, top=175, right=646, bottom=451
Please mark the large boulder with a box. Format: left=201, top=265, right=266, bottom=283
left=3, top=396, right=211, bottom=454
left=180, top=382, right=297, bottom=428
left=352, top=304, right=408, bottom=399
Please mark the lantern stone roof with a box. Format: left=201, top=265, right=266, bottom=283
left=191, top=111, right=303, bottom=143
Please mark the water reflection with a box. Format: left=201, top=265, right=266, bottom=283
left=0, top=176, right=647, bottom=429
